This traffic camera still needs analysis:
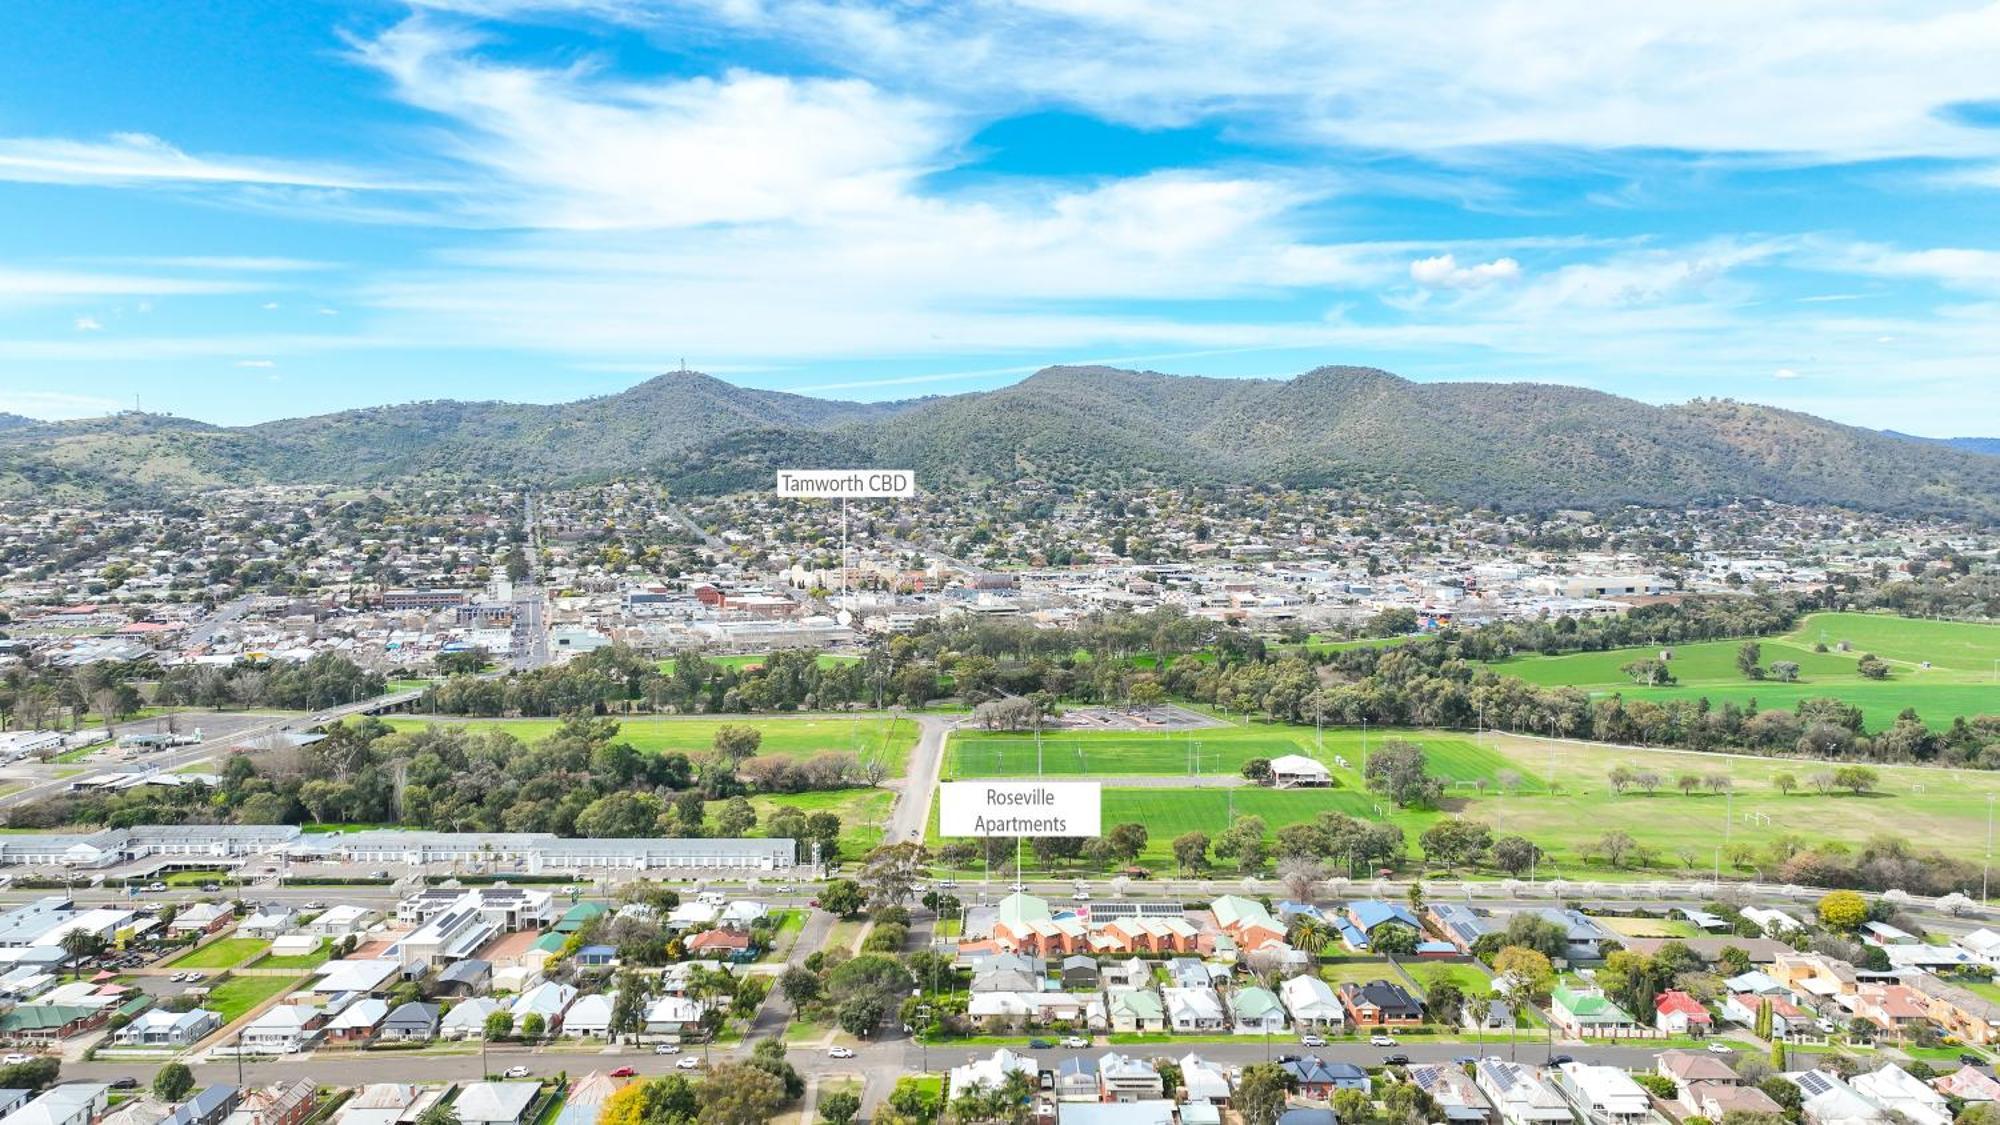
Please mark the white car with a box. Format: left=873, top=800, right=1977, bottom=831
left=1072, top=891, right=1091, bottom=901
left=653, top=1043, right=681, bottom=1055
left=502, top=1066, right=531, bottom=1079
left=827, top=1047, right=856, bottom=1059
left=145, top=882, right=167, bottom=892
left=1, top=1054, right=31, bottom=1065
left=1300, top=1034, right=1328, bottom=1047
left=1369, top=1034, right=1397, bottom=1047
left=1707, top=1042, right=1734, bottom=1054
left=1009, top=882, right=1029, bottom=892
left=1060, top=1036, right=1089, bottom=1049
left=675, top=1057, right=703, bottom=1070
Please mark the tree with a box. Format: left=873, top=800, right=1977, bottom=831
left=1214, top=815, right=1269, bottom=873
left=1106, top=823, right=1149, bottom=864
left=1492, top=835, right=1542, bottom=876
left=712, top=724, right=763, bottom=762
left=0, top=1058, right=59, bottom=1094
left=1621, top=659, right=1674, bottom=686
left=859, top=843, right=929, bottom=909
left=1419, top=818, right=1494, bottom=869
left=1241, top=757, right=1273, bottom=784
left=1172, top=831, right=1210, bottom=875
left=1832, top=766, right=1878, bottom=795
left=519, top=1012, right=546, bottom=1040
left=1594, top=830, right=1639, bottom=867
left=778, top=966, right=821, bottom=1014
left=748, top=1039, right=806, bottom=1101
left=1423, top=976, right=1468, bottom=1027
left=1856, top=654, right=1890, bottom=680
left=1365, top=741, right=1445, bottom=809
left=1817, top=890, right=1869, bottom=930
left=819, top=879, right=866, bottom=917
left=818, top=1090, right=861, bottom=1125
left=153, top=1062, right=194, bottom=1102
left=695, top=1062, right=789, bottom=1125
left=1492, top=946, right=1555, bottom=999
left=1678, top=773, right=1701, bottom=796
left=1737, top=642, right=1763, bottom=680
left=484, top=1010, right=514, bottom=1040
left=715, top=797, right=757, bottom=838
left=414, top=1107, right=460, bottom=1125
left=1772, top=772, right=1797, bottom=796
left=1236, top=1063, right=1290, bottom=1125
left=1608, top=765, right=1635, bottom=794
left=1371, top=923, right=1419, bottom=956
left=1769, top=661, right=1800, bottom=682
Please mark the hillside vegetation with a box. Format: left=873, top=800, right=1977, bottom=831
left=3, top=365, right=1997, bottom=520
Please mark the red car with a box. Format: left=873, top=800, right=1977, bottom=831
left=609, top=1067, right=636, bottom=1078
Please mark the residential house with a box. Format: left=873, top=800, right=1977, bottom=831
left=685, top=930, right=752, bottom=961
left=163, top=1086, right=242, bottom=1125
left=323, top=998, right=388, bottom=1045
left=1549, top=986, right=1635, bottom=1036
left=1554, top=1062, right=1651, bottom=1125
left=973, top=963, right=1045, bottom=995
left=1475, top=1059, right=1574, bottom=1125
left=563, top=992, right=614, bottom=1038
left=1725, top=970, right=1786, bottom=996
left=1167, top=957, right=1226, bottom=990
left=1061, top=956, right=1099, bottom=991
left=170, top=904, right=232, bottom=937
left=450, top=1084, right=539, bottom=1125
left=1906, top=973, right=2000, bottom=1045
left=1097, top=1052, right=1164, bottom=1102
left=1339, top=901, right=1421, bottom=951
left=1281, top=975, right=1346, bottom=1030
left=5, top=1085, right=109, bottom=1125
left=1229, top=985, right=1287, bottom=1035
left=554, top=1073, right=623, bottom=1125
left=1090, top=915, right=1199, bottom=955
left=1725, top=991, right=1811, bottom=1040
left=1099, top=959, right=1150, bottom=991
left=1105, top=988, right=1165, bottom=1034
left=239, top=1006, right=321, bottom=1054
left=223, top=1080, right=316, bottom=1125
left=1210, top=896, right=1286, bottom=952
left=1060, top=1104, right=1176, bottom=1125
left=1429, top=904, right=1499, bottom=955
left=1657, top=1050, right=1740, bottom=1106
left=1741, top=907, right=1806, bottom=937
left=1408, top=1064, right=1496, bottom=1124
left=1281, top=1058, right=1370, bottom=1099
left=305, top=906, right=379, bottom=938
left=509, top=981, right=577, bottom=1032
left=1849, top=1065, right=1951, bottom=1125
left=1530, top=909, right=1615, bottom=962
left=992, top=893, right=1087, bottom=957
left=642, top=995, right=706, bottom=1038
left=380, top=1002, right=439, bottom=1043
left=337, top=1084, right=443, bottom=1125
left=1177, top=1055, right=1231, bottom=1104
left=1854, top=982, right=1932, bottom=1038
left=0, top=1003, right=108, bottom=1042
left=1654, top=989, right=1713, bottom=1036
left=1934, top=1065, right=2000, bottom=1103
left=1162, top=986, right=1227, bottom=1033
left=1339, top=980, right=1424, bottom=1027
left=440, top=998, right=503, bottom=1039
left=1772, top=952, right=1860, bottom=1008
left=1053, top=1057, right=1098, bottom=1102
left=1788, top=1069, right=1891, bottom=1125
left=947, top=1048, right=1037, bottom=1103
left=571, top=945, right=617, bottom=970
left=1464, top=999, right=1516, bottom=1033
left=237, top=908, right=296, bottom=938
left=116, top=1007, right=220, bottom=1047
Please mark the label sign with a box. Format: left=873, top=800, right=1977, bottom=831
left=940, top=781, right=1101, bottom=838
left=775, top=470, right=916, bottom=498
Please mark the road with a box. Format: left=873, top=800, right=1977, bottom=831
left=885, top=714, right=956, bottom=846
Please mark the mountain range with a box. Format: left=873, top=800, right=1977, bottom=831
left=2, top=366, right=1996, bottom=521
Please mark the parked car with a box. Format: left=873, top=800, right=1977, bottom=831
left=608, top=1067, right=636, bottom=1078
left=828, top=1047, right=855, bottom=1059
left=183, top=972, right=205, bottom=983
left=3, top=1054, right=34, bottom=1065
left=110, top=1078, right=139, bottom=1090
left=302, top=900, right=326, bottom=910
left=1009, top=882, right=1029, bottom=892
left=1384, top=1053, right=1411, bottom=1066
left=1369, top=1034, right=1397, bottom=1047
left=1707, top=1042, right=1735, bottom=1055
left=653, top=1044, right=681, bottom=1055
left=1961, top=1052, right=1985, bottom=1066
left=1546, top=1054, right=1575, bottom=1066
left=675, top=1057, right=703, bottom=1070
left=1071, top=891, right=1091, bottom=901
left=503, top=1066, right=531, bottom=1079
left=1299, top=1034, right=1327, bottom=1048
left=1027, top=1038, right=1055, bottom=1049
left=145, top=882, right=167, bottom=892
left=1060, top=1036, right=1089, bottom=1048
left=200, top=883, right=221, bottom=892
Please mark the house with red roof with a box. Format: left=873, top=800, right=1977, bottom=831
left=1654, top=989, right=1713, bottom=1035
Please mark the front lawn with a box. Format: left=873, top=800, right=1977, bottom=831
left=206, top=974, right=301, bottom=1023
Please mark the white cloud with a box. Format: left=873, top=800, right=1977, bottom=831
left=0, top=267, right=254, bottom=308
left=1410, top=253, right=1521, bottom=289
left=235, top=359, right=277, bottom=368
left=1774, top=367, right=1801, bottom=379
left=0, top=132, right=386, bottom=189
left=72, top=316, right=103, bottom=332
left=0, top=390, right=123, bottom=420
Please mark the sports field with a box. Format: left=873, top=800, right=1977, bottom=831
left=944, top=726, right=1522, bottom=784
left=381, top=714, right=918, bottom=776
left=1476, top=612, right=1998, bottom=731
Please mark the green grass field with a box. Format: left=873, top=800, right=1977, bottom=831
left=258, top=944, right=331, bottom=971
left=944, top=726, right=1513, bottom=783
left=655, top=653, right=860, bottom=675
left=382, top=715, right=918, bottom=776
left=164, top=938, right=268, bottom=969
left=729, top=788, right=893, bottom=857
left=933, top=718, right=2000, bottom=880
left=206, top=974, right=300, bottom=1024
left=1474, top=612, right=1998, bottom=731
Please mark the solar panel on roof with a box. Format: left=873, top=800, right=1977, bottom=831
left=1796, top=1073, right=1834, bottom=1097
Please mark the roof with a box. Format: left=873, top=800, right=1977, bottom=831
left=1210, top=895, right=1278, bottom=932
left=451, top=1083, right=538, bottom=1125
left=0, top=1003, right=95, bottom=1031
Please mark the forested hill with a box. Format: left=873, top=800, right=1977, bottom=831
left=2, top=365, right=1997, bottom=521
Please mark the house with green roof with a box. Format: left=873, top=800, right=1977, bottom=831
left=1209, top=895, right=1286, bottom=951
left=553, top=902, right=607, bottom=934
left=992, top=892, right=1086, bottom=956
left=1107, top=987, right=1166, bottom=1033
left=0, top=1003, right=104, bottom=1042
left=1550, top=985, right=1636, bottom=1035
left=1229, top=985, right=1289, bottom=1035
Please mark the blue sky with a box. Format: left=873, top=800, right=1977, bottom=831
left=3, top=2, right=2000, bottom=433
